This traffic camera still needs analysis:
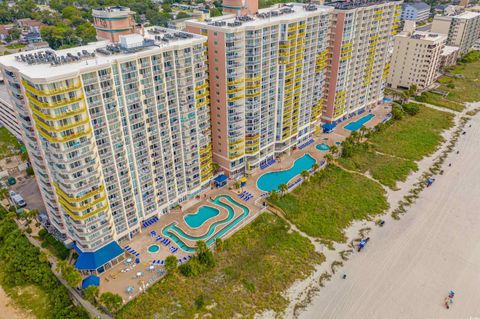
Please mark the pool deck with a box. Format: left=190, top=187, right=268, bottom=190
left=97, top=104, right=391, bottom=302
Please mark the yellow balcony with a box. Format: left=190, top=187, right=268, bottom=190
left=34, top=115, right=89, bottom=133
left=59, top=193, right=107, bottom=213
left=27, top=92, right=84, bottom=109
left=229, top=138, right=244, bottom=146
left=195, top=82, right=209, bottom=91
left=22, top=80, right=82, bottom=97
left=61, top=201, right=109, bottom=221
left=36, top=125, right=92, bottom=143
left=196, top=91, right=209, bottom=99
left=30, top=104, right=86, bottom=121
left=55, top=183, right=105, bottom=203
left=227, top=78, right=244, bottom=86
left=196, top=98, right=210, bottom=109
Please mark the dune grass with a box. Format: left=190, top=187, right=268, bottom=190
left=118, top=213, right=324, bottom=319
left=0, top=127, right=21, bottom=160
left=369, top=106, right=453, bottom=161
left=338, top=144, right=418, bottom=189
left=270, top=165, right=389, bottom=242
left=416, top=91, right=464, bottom=112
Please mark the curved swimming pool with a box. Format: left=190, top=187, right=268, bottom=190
left=316, top=143, right=330, bottom=151
left=256, top=154, right=316, bottom=192
left=184, top=205, right=220, bottom=228
left=162, top=195, right=250, bottom=253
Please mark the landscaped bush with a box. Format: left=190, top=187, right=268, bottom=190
left=38, top=228, right=70, bottom=260
left=402, top=103, right=420, bottom=116
left=0, top=209, right=88, bottom=319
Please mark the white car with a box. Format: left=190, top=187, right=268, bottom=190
left=9, top=190, right=26, bottom=208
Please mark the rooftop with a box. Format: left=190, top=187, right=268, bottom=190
left=403, top=2, right=430, bottom=11
left=188, top=3, right=333, bottom=29
left=0, top=27, right=206, bottom=80
left=441, top=45, right=460, bottom=55
left=400, top=30, right=447, bottom=41
left=328, top=0, right=402, bottom=10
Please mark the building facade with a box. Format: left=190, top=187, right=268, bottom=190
left=0, top=83, right=22, bottom=139
left=401, top=2, right=430, bottom=22
left=0, top=28, right=212, bottom=272
left=431, top=11, right=480, bottom=53
left=322, top=0, right=402, bottom=124
left=439, top=45, right=460, bottom=68
left=92, top=6, right=138, bottom=43
left=186, top=3, right=333, bottom=176
left=388, top=31, right=447, bottom=89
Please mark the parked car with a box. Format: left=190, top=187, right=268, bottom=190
left=9, top=190, right=26, bottom=207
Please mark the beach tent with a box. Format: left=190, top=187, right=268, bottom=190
left=81, top=275, right=100, bottom=289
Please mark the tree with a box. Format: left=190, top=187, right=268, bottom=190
left=329, top=145, right=339, bottom=155
left=26, top=166, right=34, bottom=176
left=6, top=28, right=21, bottom=42
left=84, top=285, right=99, bottom=304
left=22, top=208, right=38, bottom=225
left=0, top=188, right=8, bottom=203
left=75, top=22, right=96, bottom=45
left=99, top=292, right=122, bottom=314
left=165, top=255, right=178, bottom=274
left=325, top=154, right=334, bottom=162
left=350, top=131, right=361, bottom=143
left=176, top=11, right=190, bottom=19
left=210, top=8, right=222, bottom=17
left=312, top=163, right=319, bottom=171
left=279, top=183, right=288, bottom=195
left=301, top=170, right=309, bottom=181
left=269, top=190, right=279, bottom=201
left=211, top=162, right=219, bottom=173
left=161, top=3, right=172, bottom=12
left=61, top=6, right=81, bottom=20
left=57, top=260, right=82, bottom=287
left=215, top=238, right=223, bottom=252
left=359, top=125, right=368, bottom=137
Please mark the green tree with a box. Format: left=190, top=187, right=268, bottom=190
left=210, top=7, right=222, bottom=17
left=215, top=238, right=223, bottom=252
left=57, top=260, right=82, bottom=287
left=100, top=292, right=123, bottom=314
left=325, top=154, right=334, bottom=162
left=0, top=188, right=8, bottom=203
left=279, top=183, right=288, bottom=195
left=301, top=170, right=309, bottom=181
left=61, top=6, right=81, bottom=20
left=329, top=145, right=339, bottom=155
left=26, top=166, right=34, bottom=176
left=312, top=163, right=319, bottom=171
left=84, top=285, right=99, bottom=304
left=162, top=3, right=172, bottom=12
left=165, top=255, right=178, bottom=274
left=176, top=11, right=190, bottom=19
left=75, top=22, right=96, bottom=44
left=269, top=190, right=279, bottom=201
left=6, top=28, right=21, bottom=42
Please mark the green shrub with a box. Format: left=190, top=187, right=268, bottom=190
left=414, top=94, right=427, bottom=102
left=403, top=103, right=420, bottom=116
left=26, top=166, right=34, bottom=176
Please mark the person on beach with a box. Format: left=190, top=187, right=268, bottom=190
left=445, top=297, right=450, bottom=309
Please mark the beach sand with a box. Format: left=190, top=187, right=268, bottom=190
left=299, top=110, right=480, bottom=319
left=0, top=287, right=33, bottom=319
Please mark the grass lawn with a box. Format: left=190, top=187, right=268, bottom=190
left=118, top=213, right=324, bottom=319
left=0, top=127, right=21, bottom=160
left=338, top=144, right=418, bottom=190
left=0, top=267, right=50, bottom=319
left=369, top=106, right=454, bottom=161
left=5, top=43, right=26, bottom=49
left=416, top=91, right=464, bottom=112
left=270, top=165, right=389, bottom=242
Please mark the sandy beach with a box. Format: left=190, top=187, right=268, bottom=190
left=0, top=287, right=33, bottom=319
left=299, top=109, right=480, bottom=319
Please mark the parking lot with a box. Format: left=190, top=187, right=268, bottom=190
left=10, top=176, right=45, bottom=213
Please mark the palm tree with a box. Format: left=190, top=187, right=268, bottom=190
left=301, top=170, right=309, bottom=181
left=325, top=154, right=334, bottom=162
left=312, top=163, right=319, bottom=171
left=329, top=145, right=339, bottom=156
left=359, top=126, right=367, bottom=137
left=279, top=183, right=288, bottom=196
left=350, top=131, right=360, bottom=143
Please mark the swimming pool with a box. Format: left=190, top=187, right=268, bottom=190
left=344, top=114, right=375, bottom=131
left=162, top=195, right=250, bottom=252
left=256, top=154, right=316, bottom=192
left=316, top=143, right=330, bottom=151
left=184, top=205, right=220, bottom=228
left=148, top=245, right=159, bottom=253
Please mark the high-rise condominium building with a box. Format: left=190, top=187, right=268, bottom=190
left=0, top=83, right=22, bottom=139
left=388, top=30, right=447, bottom=89
left=186, top=3, right=333, bottom=176
left=431, top=11, right=480, bottom=53
left=322, top=0, right=402, bottom=124
left=0, top=27, right=212, bottom=272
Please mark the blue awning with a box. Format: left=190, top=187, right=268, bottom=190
left=75, top=241, right=124, bottom=271
left=81, top=275, right=100, bottom=289
left=213, top=174, right=228, bottom=183
left=322, top=123, right=336, bottom=130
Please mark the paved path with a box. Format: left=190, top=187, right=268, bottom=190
left=300, top=113, right=480, bottom=319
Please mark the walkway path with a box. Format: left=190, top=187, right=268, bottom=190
left=299, top=111, right=480, bottom=319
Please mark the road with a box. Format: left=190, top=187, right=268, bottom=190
left=301, top=113, right=480, bottom=319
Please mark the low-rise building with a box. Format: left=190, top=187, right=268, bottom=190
left=388, top=28, right=447, bottom=90
left=431, top=11, right=480, bottom=53
left=401, top=2, right=431, bottom=22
